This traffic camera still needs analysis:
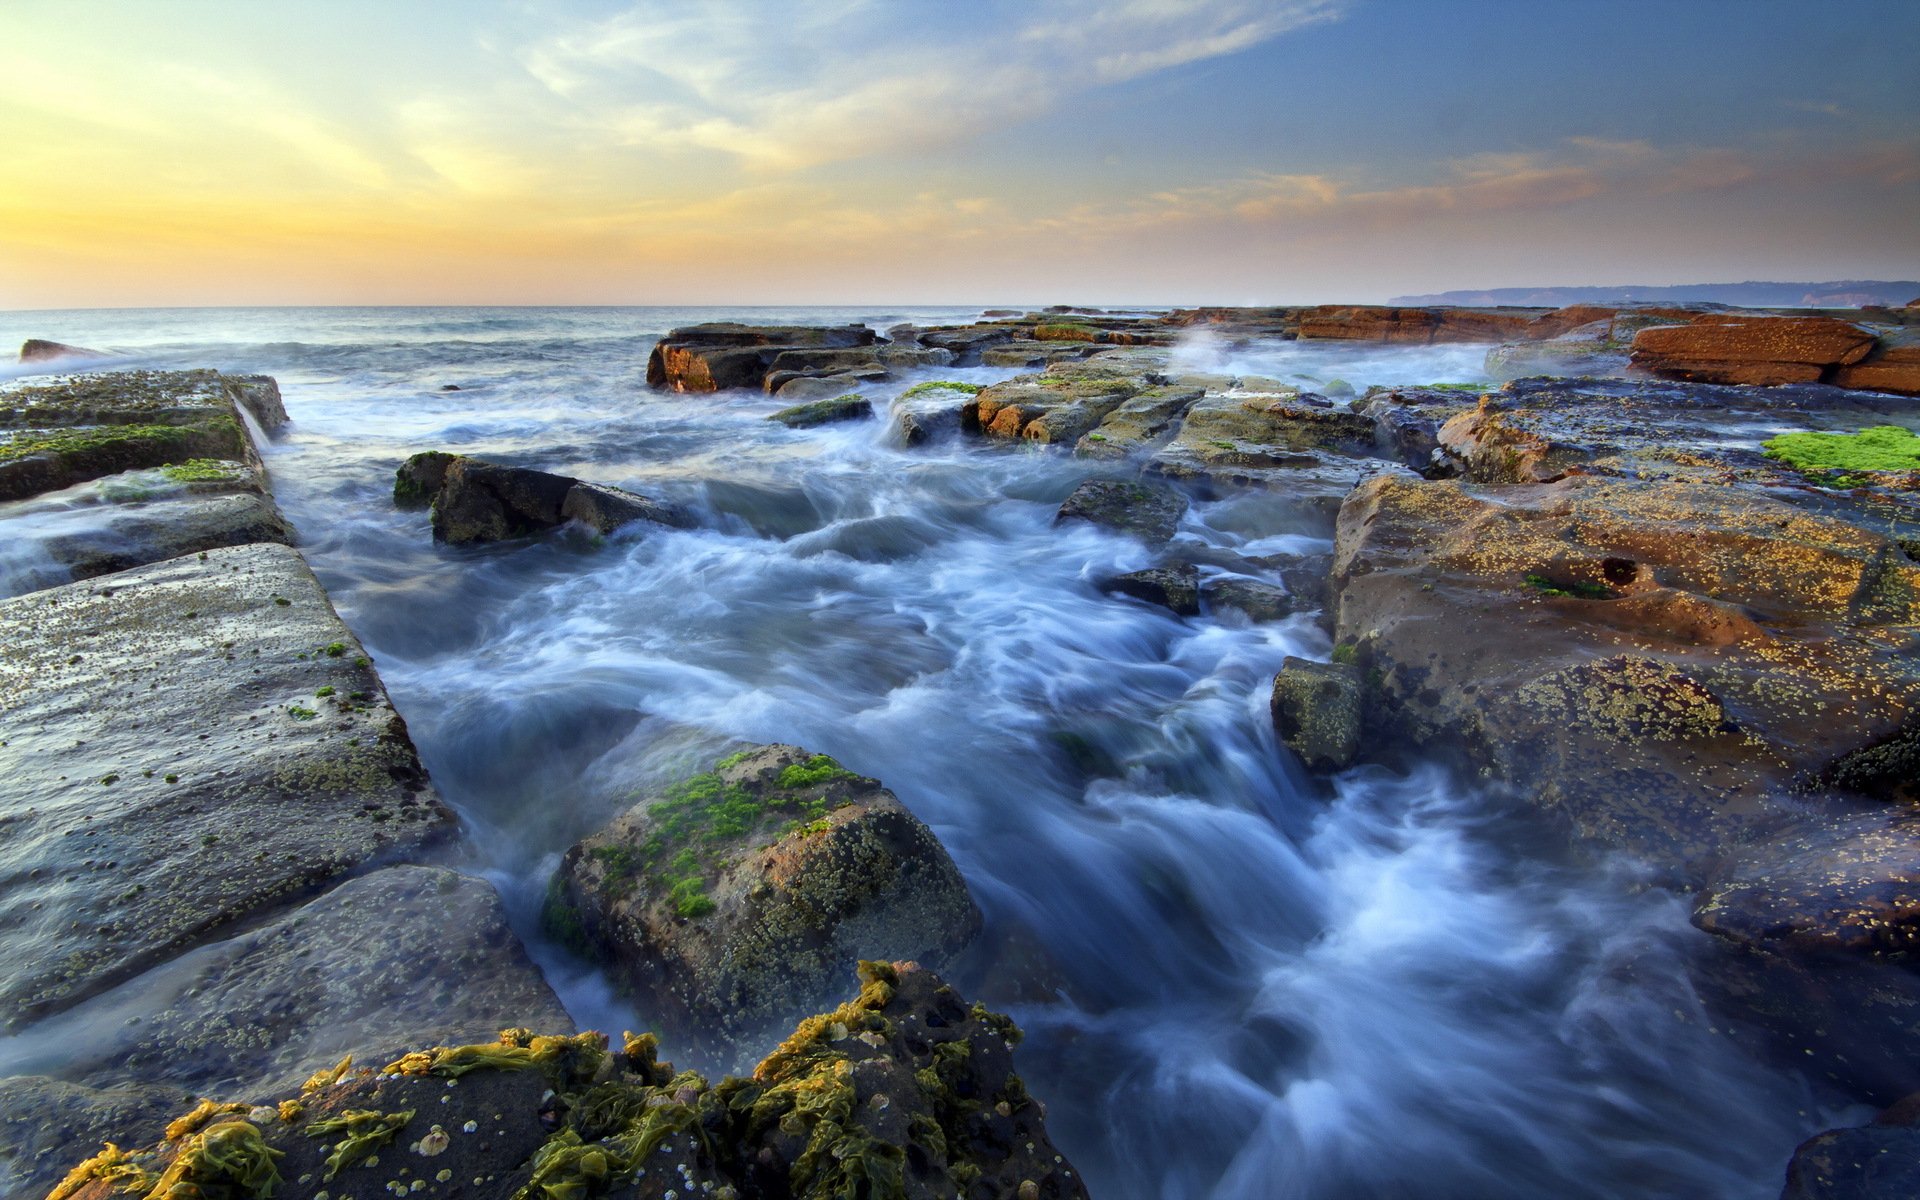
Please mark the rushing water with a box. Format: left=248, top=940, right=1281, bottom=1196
left=0, top=307, right=1864, bottom=1198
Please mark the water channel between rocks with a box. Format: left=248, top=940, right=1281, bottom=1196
left=0, top=307, right=1866, bottom=1200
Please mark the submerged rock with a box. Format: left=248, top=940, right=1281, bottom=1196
left=0, top=543, right=455, bottom=1030
left=19, top=339, right=109, bottom=364
left=1054, top=477, right=1188, bottom=546
left=1270, top=656, right=1362, bottom=771
left=545, top=745, right=982, bottom=1056
left=1204, top=576, right=1294, bottom=621
left=393, top=452, right=687, bottom=544
left=1102, top=562, right=1200, bottom=615
left=767, top=393, right=873, bottom=428
left=44, top=962, right=1086, bottom=1200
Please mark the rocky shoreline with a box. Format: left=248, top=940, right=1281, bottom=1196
left=4, top=298, right=1919, bottom=1198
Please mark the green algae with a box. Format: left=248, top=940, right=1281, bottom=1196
left=1032, top=323, right=1101, bottom=342
left=303, top=1107, right=414, bottom=1180
left=1763, top=425, right=1920, bottom=473
left=898, top=380, right=982, bottom=400
left=47, top=1143, right=159, bottom=1200
left=160, top=458, right=245, bottom=484
left=1524, top=573, right=1613, bottom=600
left=778, top=753, right=858, bottom=789
left=154, top=1120, right=284, bottom=1199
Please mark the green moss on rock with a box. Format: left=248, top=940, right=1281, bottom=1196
left=1763, top=425, right=1920, bottom=473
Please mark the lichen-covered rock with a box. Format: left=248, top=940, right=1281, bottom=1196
left=1270, top=656, right=1362, bottom=770
left=0, top=543, right=455, bottom=1029
left=1073, top=383, right=1204, bottom=458
left=768, top=394, right=874, bottom=428
left=393, top=454, right=686, bottom=544
left=43, top=963, right=1087, bottom=1200
left=1054, top=478, right=1188, bottom=546
left=22, top=866, right=572, bottom=1101
left=1631, top=315, right=1877, bottom=386
left=965, top=365, right=1141, bottom=444
left=1101, top=562, right=1200, bottom=615
left=545, top=746, right=982, bottom=1056
left=1148, top=389, right=1405, bottom=508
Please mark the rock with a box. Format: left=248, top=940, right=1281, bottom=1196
left=0, top=371, right=261, bottom=504
left=544, top=746, right=982, bottom=1055
left=1831, top=330, right=1920, bottom=396
left=14, top=866, right=572, bottom=1100
left=1204, top=576, right=1293, bottom=621
left=1330, top=471, right=1920, bottom=870
left=966, top=366, right=1141, bottom=444
left=392, top=450, right=458, bottom=509
left=1074, top=383, right=1205, bottom=458
left=1631, top=315, right=1877, bottom=386
left=1147, top=389, right=1403, bottom=509
left=1295, top=305, right=1539, bottom=344
left=1484, top=321, right=1632, bottom=381
left=1436, top=395, right=1587, bottom=483
left=1102, top=563, right=1200, bottom=615
left=223, top=375, right=290, bottom=434
left=873, top=343, right=954, bottom=369
left=395, top=454, right=685, bottom=544
left=0, top=543, right=455, bottom=1029
left=42, top=963, right=1087, bottom=1200
left=1270, top=656, right=1362, bottom=770
left=768, top=394, right=873, bottom=428
left=1781, top=1112, right=1920, bottom=1199
left=646, top=324, right=877, bottom=392
left=1054, top=478, right=1188, bottom=546
left=918, top=325, right=1014, bottom=363
left=0, top=1076, right=193, bottom=1200
left=889, top=382, right=980, bottom=447
left=764, top=348, right=886, bottom=380
left=19, top=339, right=109, bottom=364
left=25, top=492, right=294, bottom=590
left=771, top=371, right=883, bottom=401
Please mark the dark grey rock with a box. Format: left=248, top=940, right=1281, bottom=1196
left=1055, top=478, right=1188, bottom=546
left=1102, top=562, right=1200, bottom=615
left=1270, top=656, right=1363, bottom=771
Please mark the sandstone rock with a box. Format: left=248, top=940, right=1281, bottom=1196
left=873, top=343, right=954, bottom=369
left=1147, top=388, right=1403, bottom=508
left=14, top=866, right=571, bottom=1101
left=966, top=366, right=1141, bottom=444
left=43, top=963, right=1087, bottom=1200
left=768, top=394, right=873, bottom=428
left=918, top=325, right=1014, bottom=363
left=1102, top=562, right=1200, bottom=615
left=0, top=543, right=455, bottom=1029
left=1055, top=478, right=1188, bottom=546
left=544, top=746, right=981, bottom=1056
left=1632, top=315, right=1876, bottom=386
left=771, top=370, right=885, bottom=401
left=1831, top=330, right=1920, bottom=396
left=646, top=324, right=877, bottom=392
left=394, top=454, right=685, bottom=544
left=19, top=339, right=109, bottom=364
left=1296, top=305, right=1539, bottom=344
left=888, top=382, right=979, bottom=447
left=1203, top=576, right=1293, bottom=621
left=1074, top=383, right=1204, bottom=458
left=1270, top=656, right=1362, bottom=770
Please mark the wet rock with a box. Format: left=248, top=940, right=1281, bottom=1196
left=0, top=371, right=264, bottom=504
left=1055, top=478, right=1188, bottom=546
left=20, top=866, right=572, bottom=1100
left=1436, top=395, right=1588, bottom=483
left=918, top=324, right=1014, bottom=363
left=0, top=542, right=455, bottom=1029
left=33, top=492, right=294, bottom=587
left=1204, top=576, right=1293, bottom=621
left=395, top=453, right=686, bottom=544
left=1295, top=305, right=1540, bottom=344
left=873, top=343, right=954, bottom=369
left=770, top=371, right=884, bottom=401
left=45, top=963, right=1087, bottom=1200
left=1102, top=562, right=1200, bottom=615
left=1781, top=1107, right=1920, bottom=1199
left=1631, top=315, right=1877, bottom=386
left=1075, top=383, right=1205, bottom=458
left=1270, top=656, right=1362, bottom=770
left=889, top=382, right=980, bottom=447
left=768, top=394, right=873, bottom=428
left=1330, top=471, right=1920, bottom=874
left=0, top=1076, right=192, bottom=1200
left=1484, top=320, right=1632, bottom=380
left=646, top=324, right=877, bottom=392
left=19, top=339, right=109, bottom=364
left=223, top=374, right=290, bottom=434
left=1148, top=388, right=1405, bottom=509
left=545, top=745, right=982, bottom=1056
left=966, top=365, right=1142, bottom=445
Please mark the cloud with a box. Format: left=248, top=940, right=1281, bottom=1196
left=518, top=0, right=1346, bottom=170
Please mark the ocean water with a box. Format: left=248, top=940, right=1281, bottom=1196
left=0, top=307, right=1858, bottom=1198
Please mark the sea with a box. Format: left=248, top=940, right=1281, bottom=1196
left=0, top=306, right=1863, bottom=1199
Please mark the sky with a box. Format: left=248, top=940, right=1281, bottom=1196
left=0, top=0, right=1916, bottom=308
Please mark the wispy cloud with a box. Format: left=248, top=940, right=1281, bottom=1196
left=518, top=0, right=1346, bottom=170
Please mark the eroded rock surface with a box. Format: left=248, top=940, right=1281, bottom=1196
left=0, top=543, right=454, bottom=1028
left=545, top=746, right=982, bottom=1057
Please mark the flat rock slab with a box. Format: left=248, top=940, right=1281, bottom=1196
left=13, top=866, right=571, bottom=1101
left=0, top=542, right=454, bottom=1029
left=3, top=490, right=293, bottom=598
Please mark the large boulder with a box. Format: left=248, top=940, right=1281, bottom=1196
left=647, top=324, right=877, bottom=392
left=0, top=543, right=455, bottom=1029
left=1631, top=315, right=1877, bottom=386
left=41, top=963, right=1087, bottom=1200
left=1831, top=329, right=1920, bottom=396
left=544, top=746, right=982, bottom=1056
left=393, top=453, right=686, bottom=544
left=18, top=866, right=572, bottom=1101
left=768, top=394, right=873, bottom=428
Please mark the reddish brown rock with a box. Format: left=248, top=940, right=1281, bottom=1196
left=1831, top=331, right=1920, bottom=396
left=1521, top=304, right=1619, bottom=340
left=1295, top=305, right=1538, bottom=344
left=646, top=324, right=878, bottom=392
left=1631, top=315, right=1877, bottom=385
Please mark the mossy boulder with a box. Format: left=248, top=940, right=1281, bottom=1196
left=1054, top=477, right=1189, bottom=546
left=889, top=382, right=980, bottom=447
left=545, top=746, right=982, bottom=1057
left=1270, top=656, right=1362, bottom=771
left=44, top=963, right=1087, bottom=1200
left=768, top=394, right=873, bottom=429
left=1101, top=562, right=1200, bottom=616
left=0, top=543, right=455, bottom=1030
